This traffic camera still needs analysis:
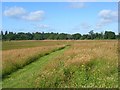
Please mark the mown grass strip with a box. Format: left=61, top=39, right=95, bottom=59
left=2, top=45, right=69, bottom=79
left=36, top=58, right=118, bottom=88
left=2, top=45, right=69, bottom=88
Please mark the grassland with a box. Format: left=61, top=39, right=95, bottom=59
left=2, top=40, right=119, bottom=88
left=2, top=40, right=69, bottom=50
left=2, top=40, right=68, bottom=78
left=2, top=46, right=69, bottom=88
left=36, top=40, right=118, bottom=88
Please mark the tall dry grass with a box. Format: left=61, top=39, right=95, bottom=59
left=64, top=40, right=118, bottom=66
left=34, top=40, right=118, bottom=88
left=2, top=45, right=66, bottom=77
left=43, top=40, right=118, bottom=69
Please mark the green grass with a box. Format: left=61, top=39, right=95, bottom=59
left=2, top=46, right=69, bottom=88
left=3, top=56, right=118, bottom=88
left=2, top=40, right=118, bottom=88
left=2, top=40, right=68, bottom=50
left=71, top=58, right=118, bottom=88
left=2, top=45, right=67, bottom=78
left=32, top=58, right=118, bottom=88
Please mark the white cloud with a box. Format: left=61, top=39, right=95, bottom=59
left=98, top=10, right=118, bottom=24
left=95, top=9, right=118, bottom=30
left=69, top=2, right=85, bottom=8
left=72, top=22, right=92, bottom=32
left=36, top=24, right=50, bottom=28
left=4, top=6, right=45, bottom=21
left=22, top=11, right=44, bottom=21
left=94, top=23, right=102, bottom=30
left=32, top=24, right=56, bottom=32
left=80, top=22, right=92, bottom=30
left=4, top=6, right=26, bottom=17
left=73, top=10, right=118, bottom=31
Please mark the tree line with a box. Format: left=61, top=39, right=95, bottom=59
left=1, top=30, right=120, bottom=41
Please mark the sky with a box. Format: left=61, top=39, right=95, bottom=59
left=1, top=0, right=119, bottom=2
left=2, top=2, right=118, bottom=34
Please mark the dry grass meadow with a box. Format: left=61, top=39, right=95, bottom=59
left=2, top=44, right=66, bottom=77
left=2, top=40, right=119, bottom=88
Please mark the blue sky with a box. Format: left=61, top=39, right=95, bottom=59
left=2, top=2, right=118, bottom=34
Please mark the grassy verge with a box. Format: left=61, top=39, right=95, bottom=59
left=2, top=40, right=118, bottom=88
left=2, top=45, right=67, bottom=78
left=33, top=58, right=118, bottom=88
left=30, top=40, right=118, bottom=88
left=2, top=45, right=69, bottom=88
left=31, top=59, right=118, bottom=88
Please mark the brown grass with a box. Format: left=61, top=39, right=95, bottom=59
left=64, top=40, right=118, bottom=66
left=2, top=40, right=118, bottom=88
left=34, top=40, right=118, bottom=88
left=2, top=44, right=65, bottom=76
left=41, top=40, right=118, bottom=73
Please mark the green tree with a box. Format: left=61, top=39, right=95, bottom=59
left=58, top=33, right=67, bottom=40
left=81, top=35, right=88, bottom=40
left=72, top=33, right=81, bottom=40
left=104, top=31, right=116, bottom=39
left=89, top=30, right=94, bottom=39
left=66, top=34, right=73, bottom=40
left=5, top=31, right=8, bottom=35
left=0, top=31, right=3, bottom=40
left=33, top=32, right=43, bottom=40
left=6, top=32, right=15, bottom=40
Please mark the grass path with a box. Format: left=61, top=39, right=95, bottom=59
left=2, top=46, right=69, bottom=88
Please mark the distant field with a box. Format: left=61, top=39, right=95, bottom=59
left=2, top=40, right=69, bottom=50
left=2, top=40, right=67, bottom=77
left=2, top=40, right=118, bottom=88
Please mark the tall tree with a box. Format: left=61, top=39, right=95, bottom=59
left=89, top=30, right=94, bottom=39
left=72, top=33, right=81, bottom=40
left=104, top=31, right=116, bottom=39
left=5, top=31, right=8, bottom=35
